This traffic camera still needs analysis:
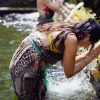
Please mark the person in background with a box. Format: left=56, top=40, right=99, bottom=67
left=9, top=18, right=100, bottom=100
left=37, top=0, right=61, bottom=25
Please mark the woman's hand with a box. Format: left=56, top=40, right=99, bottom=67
left=88, top=42, right=100, bottom=59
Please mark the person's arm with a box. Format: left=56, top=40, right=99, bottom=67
left=73, top=43, right=100, bottom=76
left=62, top=34, right=78, bottom=78
left=75, top=42, right=100, bottom=63
left=43, top=0, right=61, bottom=11
left=62, top=35, right=100, bottom=78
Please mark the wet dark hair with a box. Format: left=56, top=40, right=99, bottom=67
left=74, top=18, right=100, bottom=44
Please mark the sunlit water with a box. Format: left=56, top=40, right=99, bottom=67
left=1, top=12, right=39, bottom=32
left=0, top=12, right=97, bottom=100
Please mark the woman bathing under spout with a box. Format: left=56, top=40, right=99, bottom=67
left=9, top=18, right=100, bottom=100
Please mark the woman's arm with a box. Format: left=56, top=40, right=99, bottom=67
left=62, top=35, right=100, bottom=78
left=75, top=44, right=96, bottom=63
left=75, top=42, right=100, bottom=63
left=62, top=34, right=78, bottom=78
left=73, top=43, right=100, bottom=76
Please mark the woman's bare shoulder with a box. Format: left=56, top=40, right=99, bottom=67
left=64, top=33, right=78, bottom=46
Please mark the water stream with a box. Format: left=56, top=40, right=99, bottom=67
left=0, top=12, right=97, bottom=100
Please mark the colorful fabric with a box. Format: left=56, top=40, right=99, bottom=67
left=43, top=7, right=49, bottom=12
left=47, top=32, right=60, bottom=53
left=38, top=8, right=54, bottom=25
left=9, top=34, right=48, bottom=99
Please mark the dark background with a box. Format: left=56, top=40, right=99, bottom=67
left=0, top=0, right=37, bottom=7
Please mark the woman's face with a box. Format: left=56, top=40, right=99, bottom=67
left=78, top=34, right=91, bottom=49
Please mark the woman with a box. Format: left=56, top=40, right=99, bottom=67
left=9, top=18, right=100, bottom=100
left=37, top=0, right=61, bottom=25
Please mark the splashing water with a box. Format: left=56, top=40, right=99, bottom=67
left=46, top=62, right=95, bottom=100
left=1, top=12, right=39, bottom=32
